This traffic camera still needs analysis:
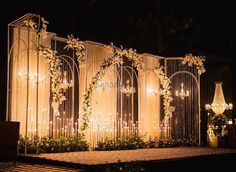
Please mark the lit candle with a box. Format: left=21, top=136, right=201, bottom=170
left=71, top=117, right=74, bottom=135
left=228, top=103, right=233, bottom=110
left=77, top=118, right=79, bottom=132
left=38, top=121, right=41, bottom=137
left=75, top=122, right=78, bottom=136
left=46, top=127, right=49, bottom=136
left=59, top=118, right=61, bottom=137
left=49, top=121, right=53, bottom=137
left=31, top=118, right=34, bottom=137
left=29, top=107, right=32, bottom=136
left=65, top=126, right=67, bottom=137
left=205, top=104, right=211, bottom=110
left=63, top=111, right=66, bottom=135
left=41, top=108, right=47, bottom=137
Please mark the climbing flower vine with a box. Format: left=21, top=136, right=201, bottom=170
left=105, top=43, right=144, bottom=71
left=154, top=67, right=175, bottom=121
left=64, top=34, right=85, bottom=64
left=39, top=46, right=66, bottom=112
left=23, top=16, right=49, bottom=39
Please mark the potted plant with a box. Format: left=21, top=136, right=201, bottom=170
left=212, top=114, right=227, bottom=136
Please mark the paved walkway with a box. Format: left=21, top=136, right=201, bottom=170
left=0, top=162, right=80, bottom=172
left=31, top=147, right=236, bottom=165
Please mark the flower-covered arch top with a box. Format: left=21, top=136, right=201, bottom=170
left=182, top=54, right=205, bottom=75
left=80, top=43, right=144, bottom=132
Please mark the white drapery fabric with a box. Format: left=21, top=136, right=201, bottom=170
left=79, top=41, right=117, bottom=146
left=10, top=30, right=162, bottom=144
left=11, top=27, right=51, bottom=137
left=139, top=54, right=161, bottom=140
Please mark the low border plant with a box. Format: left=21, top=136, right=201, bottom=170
left=19, top=134, right=89, bottom=154
left=95, top=136, right=198, bottom=151
left=19, top=134, right=198, bottom=153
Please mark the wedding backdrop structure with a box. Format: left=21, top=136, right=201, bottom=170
left=6, top=14, right=205, bottom=148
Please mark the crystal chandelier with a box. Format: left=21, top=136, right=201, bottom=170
left=175, top=83, right=189, bottom=100
left=18, top=72, right=46, bottom=84
left=61, top=71, right=73, bottom=91
left=147, top=88, right=164, bottom=96
left=205, top=81, right=233, bottom=115
left=120, top=79, right=136, bottom=97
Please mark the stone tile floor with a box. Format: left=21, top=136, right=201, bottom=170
left=32, top=147, right=236, bottom=165
left=0, top=162, right=80, bottom=172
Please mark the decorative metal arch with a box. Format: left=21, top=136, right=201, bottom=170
left=118, top=65, right=139, bottom=84
left=169, top=70, right=199, bottom=88
left=7, top=37, right=38, bottom=121
left=80, top=51, right=143, bottom=131
left=169, top=70, right=201, bottom=145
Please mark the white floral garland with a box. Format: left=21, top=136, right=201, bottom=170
left=154, top=67, right=175, bottom=121
left=105, top=43, right=143, bottom=71
left=81, top=43, right=143, bottom=132
left=39, top=46, right=66, bottom=112
left=64, top=35, right=85, bottom=64
left=38, top=17, right=49, bottom=39
left=182, top=54, right=206, bottom=75
left=23, top=16, right=49, bottom=39
left=81, top=55, right=123, bottom=131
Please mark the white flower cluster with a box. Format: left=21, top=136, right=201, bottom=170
left=23, top=19, right=37, bottom=30
left=39, top=46, right=66, bottom=112
left=38, top=17, right=49, bottom=39
left=182, top=54, right=206, bottom=75
left=23, top=17, right=48, bottom=39
left=105, top=43, right=143, bottom=71
left=154, top=67, right=175, bottom=120
left=64, top=34, right=85, bottom=64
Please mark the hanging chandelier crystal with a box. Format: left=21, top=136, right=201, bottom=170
left=18, top=72, right=46, bottom=84
left=61, top=71, right=73, bottom=91
left=205, top=81, right=233, bottom=115
left=146, top=88, right=164, bottom=96
left=175, top=82, right=189, bottom=100
left=120, top=79, right=136, bottom=97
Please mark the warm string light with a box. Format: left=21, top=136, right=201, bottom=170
left=23, top=80, right=182, bottom=143
left=159, top=120, right=170, bottom=131
left=27, top=107, right=49, bottom=137
left=159, top=120, right=170, bottom=139
left=86, top=112, right=139, bottom=146
left=50, top=115, right=79, bottom=138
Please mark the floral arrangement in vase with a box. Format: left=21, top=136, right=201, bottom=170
left=211, top=114, right=227, bottom=136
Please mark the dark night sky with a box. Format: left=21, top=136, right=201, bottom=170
left=0, top=0, right=234, bottom=56
left=0, top=0, right=235, bottom=56
left=0, top=0, right=235, bottom=123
